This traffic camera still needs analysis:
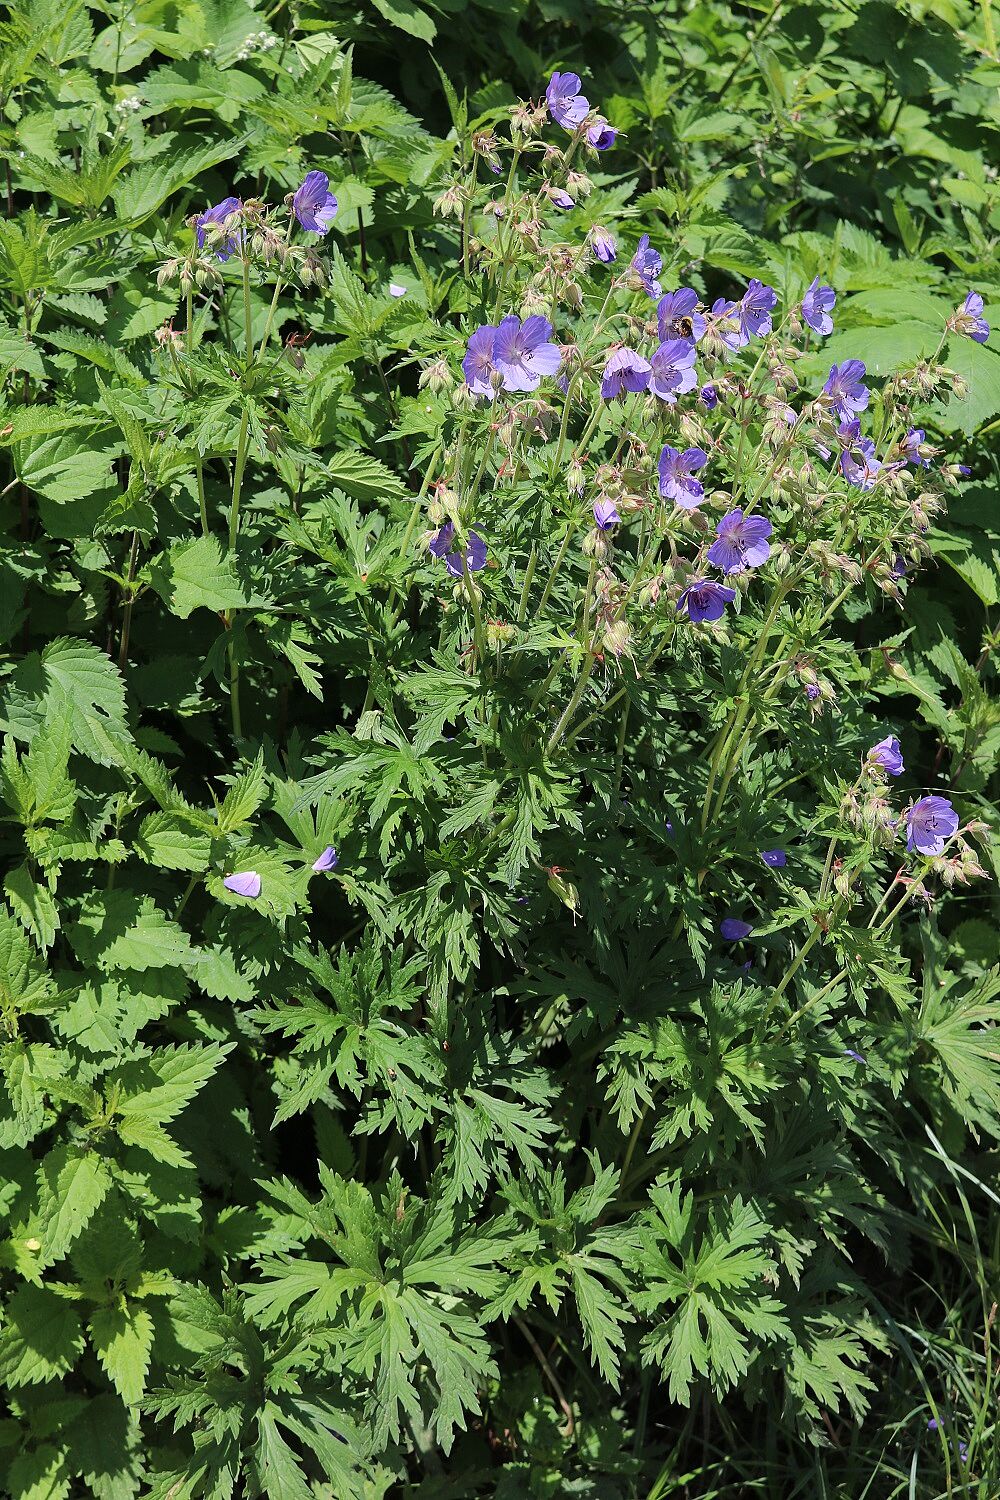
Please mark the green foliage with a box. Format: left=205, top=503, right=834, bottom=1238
left=0, top=0, right=998, bottom=1497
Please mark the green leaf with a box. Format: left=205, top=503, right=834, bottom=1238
left=0, top=1283, right=84, bottom=1386
left=88, top=1303, right=154, bottom=1405
left=369, top=0, right=436, bottom=44
left=147, top=534, right=256, bottom=619
left=34, top=1144, right=113, bottom=1266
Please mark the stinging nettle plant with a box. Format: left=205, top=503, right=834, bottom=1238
left=0, top=12, right=999, bottom=1497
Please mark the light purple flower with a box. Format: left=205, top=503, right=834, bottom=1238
left=902, top=427, right=930, bottom=467
left=546, top=71, right=589, bottom=130
left=389, top=283, right=407, bottom=298
left=224, top=871, right=261, bottom=898
left=292, top=171, right=338, bottom=234
left=677, top=578, right=735, bottom=623
left=869, top=735, right=904, bottom=776
left=927, top=1419, right=969, bottom=1464
left=196, top=196, right=242, bottom=261
left=838, top=419, right=880, bottom=490
left=493, top=315, right=562, bottom=392
left=905, top=796, right=959, bottom=855
left=738, top=279, right=777, bottom=341
left=601, top=347, right=651, bottom=399
left=630, top=235, right=662, bottom=298
left=649, top=338, right=698, bottom=404
left=805, top=683, right=821, bottom=701
left=710, top=298, right=744, bottom=351
left=657, top=287, right=706, bottom=343
left=823, top=360, right=869, bottom=421
left=312, top=846, right=339, bottom=872
left=593, top=499, right=621, bottom=529
left=760, top=849, right=786, bottom=867
left=429, top=523, right=488, bottom=579
left=951, top=291, right=989, bottom=343
left=844, top=1047, right=867, bottom=1065
left=707, top=508, right=772, bottom=574
left=462, top=323, right=500, bottom=398
left=587, top=118, right=617, bottom=150
left=719, top=917, right=753, bottom=941
left=658, top=444, right=708, bottom=508
left=591, top=226, right=617, bottom=263
left=802, top=277, right=835, bottom=336
left=699, top=383, right=718, bottom=410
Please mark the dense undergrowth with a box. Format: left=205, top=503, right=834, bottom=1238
left=0, top=1, right=999, bottom=1496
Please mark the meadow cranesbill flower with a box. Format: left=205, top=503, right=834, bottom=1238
left=601, top=348, right=651, bottom=399
left=312, top=846, right=338, bottom=872
left=629, top=235, right=662, bottom=297
left=719, top=917, right=753, bottom=940
left=838, top=419, right=880, bottom=490
left=292, top=171, right=338, bottom=234
left=823, top=359, right=869, bottom=421
left=760, top=849, right=787, bottom=867
left=699, top=383, right=718, bottom=410
left=657, top=287, right=706, bottom=343
left=801, top=277, right=835, bottom=335
left=902, top=427, right=931, bottom=466
left=844, top=1047, right=867, bottom=1065
left=905, top=795, right=959, bottom=855
left=430, top=523, right=488, bottom=579
left=949, top=290, right=989, bottom=343
left=586, top=118, right=617, bottom=149
left=708, top=297, right=744, bottom=352
left=658, top=444, right=708, bottom=508
left=707, top=508, right=772, bottom=573
left=649, top=338, right=698, bottom=403
left=196, top=196, right=242, bottom=260
left=546, top=71, right=589, bottom=129
left=591, top=226, right=616, bottom=262
left=389, top=283, right=407, bottom=297
left=593, top=498, right=621, bottom=529
left=463, top=323, right=500, bottom=397
left=869, top=735, right=904, bottom=775
left=546, top=186, right=574, bottom=210
left=678, top=578, right=735, bottom=623
left=738, top=278, right=777, bottom=341
left=224, top=871, right=261, bottom=898
left=927, top=1419, right=969, bottom=1465
left=493, top=315, right=562, bottom=391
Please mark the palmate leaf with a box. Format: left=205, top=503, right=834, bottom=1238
left=916, top=966, right=1000, bottom=1135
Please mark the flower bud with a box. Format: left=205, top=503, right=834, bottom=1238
left=582, top=527, right=611, bottom=560
left=418, top=359, right=454, bottom=394
left=601, top=618, right=632, bottom=658
left=486, top=618, right=516, bottom=648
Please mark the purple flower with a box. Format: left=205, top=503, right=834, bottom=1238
left=905, top=796, right=959, bottom=855
left=927, top=1419, right=968, bottom=1465
left=601, top=347, right=651, bottom=399
left=463, top=323, right=500, bottom=398
left=719, top=917, right=753, bottom=941
left=903, top=427, right=930, bottom=467
left=658, top=444, right=708, bottom=509
left=312, top=846, right=339, bottom=872
left=677, top=578, right=735, bottom=623
left=591, top=226, right=617, bottom=263
left=547, top=186, right=574, bottom=210
left=546, top=71, right=589, bottom=130
left=838, top=419, right=880, bottom=490
left=196, top=196, right=242, bottom=261
left=805, top=683, right=821, bottom=701
left=869, top=735, right=904, bottom=776
left=292, top=171, right=338, bottom=234
left=493, top=315, right=562, bottom=392
left=891, top=554, right=908, bottom=580
left=389, top=283, right=407, bottom=298
left=630, top=235, right=662, bottom=298
left=801, top=277, right=835, bottom=336
left=844, top=1047, right=867, bottom=1065
left=657, top=287, right=706, bottom=343
left=700, top=383, right=718, bottom=410
left=430, top=523, right=488, bottom=579
left=649, top=338, right=698, bottom=404
left=738, top=279, right=777, bottom=341
left=593, top=499, right=621, bottom=529
left=823, top=360, right=869, bottom=422
left=707, top=508, right=772, bottom=574
left=760, top=849, right=787, bottom=867
left=710, top=298, right=744, bottom=352
left=224, top=871, right=261, bottom=898
left=586, top=118, right=617, bottom=150
left=951, top=290, right=989, bottom=343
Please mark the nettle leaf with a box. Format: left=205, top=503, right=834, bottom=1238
left=32, top=1144, right=112, bottom=1267
left=69, top=892, right=195, bottom=973
left=0, top=637, right=132, bottom=767
left=88, top=1303, right=155, bottom=1406
left=147, top=534, right=261, bottom=619
left=0, top=1284, right=84, bottom=1387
